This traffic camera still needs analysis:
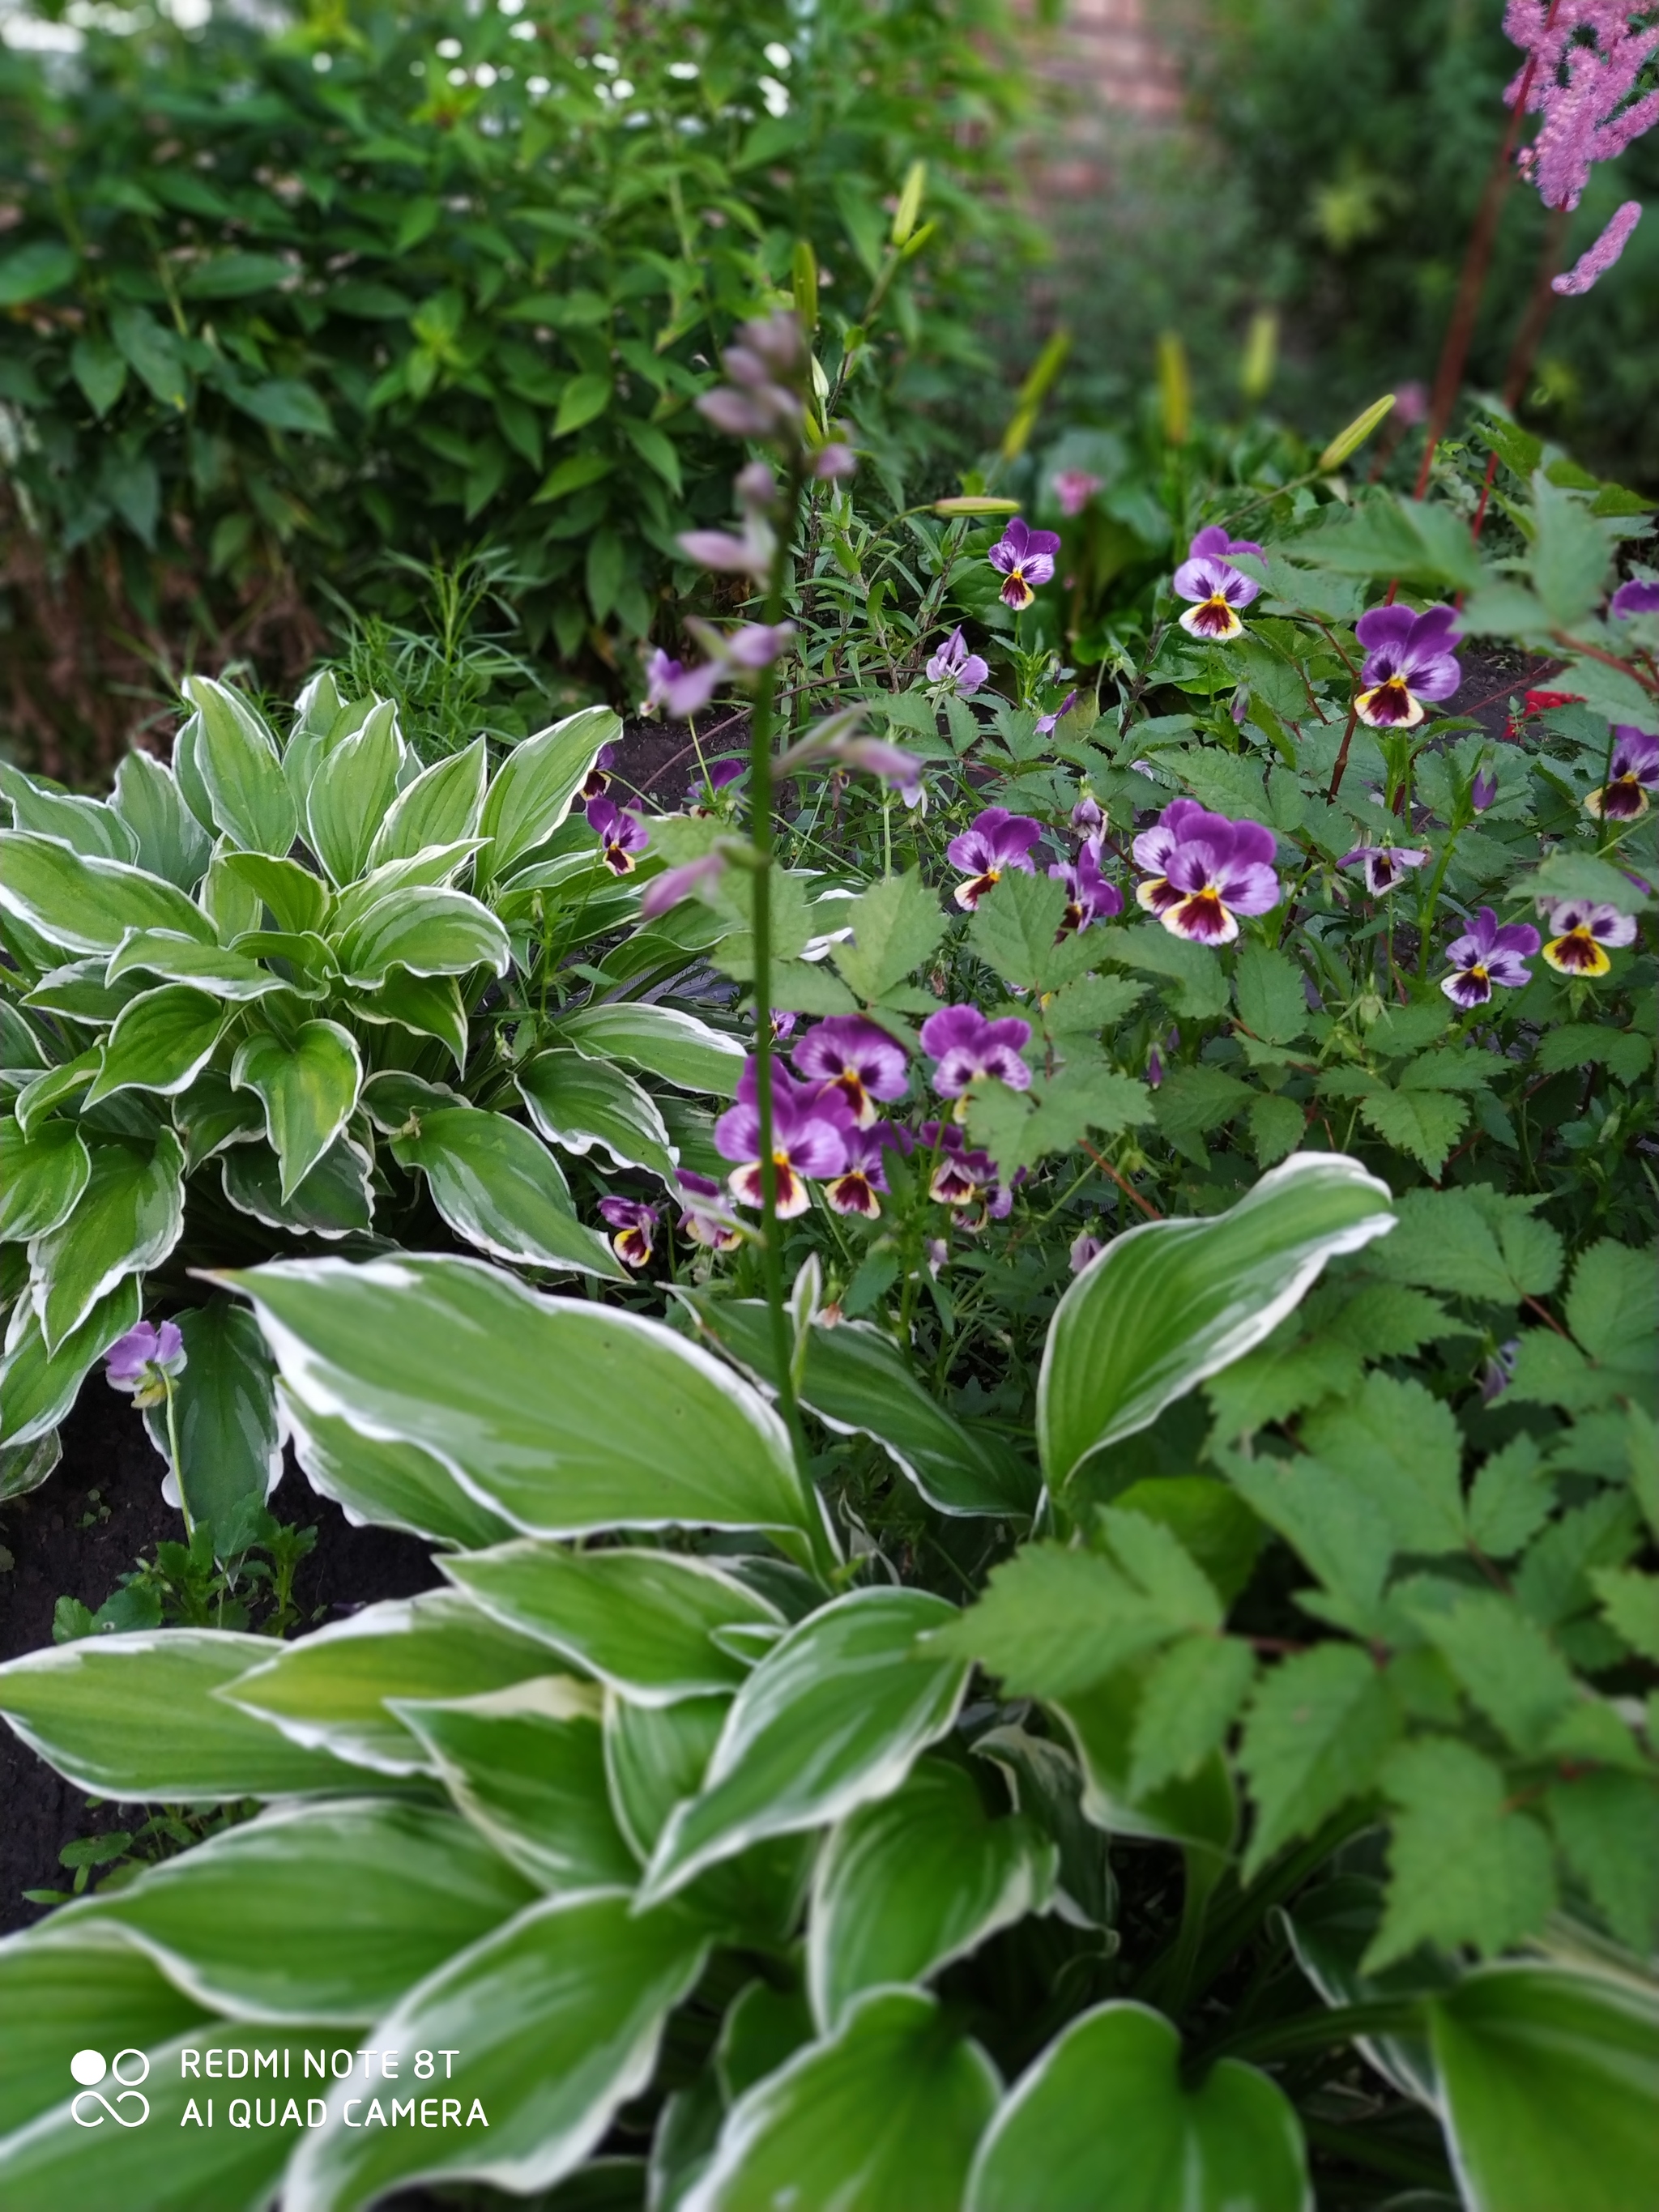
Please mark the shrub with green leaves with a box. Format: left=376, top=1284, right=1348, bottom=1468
left=0, top=0, right=1031, bottom=774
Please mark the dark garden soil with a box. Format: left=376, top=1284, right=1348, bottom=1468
left=0, top=1388, right=446, bottom=1937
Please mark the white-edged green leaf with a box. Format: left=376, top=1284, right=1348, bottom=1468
left=348, top=968, right=469, bottom=1072
left=110, top=746, right=213, bottom=890
left=688, top=1988, right=999, bottom=2212
left=440, top=1542, right=784, bottom=1703
left=967, top=2000, right=1309, bottom=2212
left=369, top=739, right=488, bottom=867
left=0, top=761, right=137, bottom=861
left=1049, top=1669, right=1239, bottom=1853
left=215, top=850, right=330, bottom=936
left=0, top=830, right=214, bottom=954
left=476, top=704, right=620, bottom=884
left=0, top=1630, right=373, bottom=1801
left=1431, top=1964, right=1659, bottom=2212
left=0, top=1923, right=210, bottom=2142
left=231, top=1019, right=361, bottom=1198
left=390, top=1107, right=625, bottom=1278
left=1038, top=1153, right=1395, bottom=1490
left=0, top=1276, right=140, bottom=1447
left=335, top=885, right=509, bottom=986
left=689, top=1298, right=1038, bottom=1520
left=305, top=697, right=403, bottom=885
left=140, top=1298, right=281, bottom=1537
left=639, top=1589, right=969, bottom=1903
left=181, top=674, right=297, bottom=857
left=556, top=1000, right=745, bottom=1095
left=28, top=1130, right=184, bottom=1351
left=0, top=1115, right=89, bottom=1242
left=221, top=1591, right=552, bottom=1775
left=105, top=927, right=288, bottom=1000
left=83, top=986, right=226, bottom=1104
left=326, top=839, right=486, bottom=939
left=224, top=1253, right=812, bottom=1548
left=220, top=1134, right=373, bottom=1238
left=391, top=1677, right=641, bottom=1895
left=0, top=2024, right=317, bottom=2212
left=808, top=1758, right=1056, bottom=2031
left=61, top=1797, right=535, bottom=2024
left=281, top=1383, right=515, bottom=1548
left=0, top=1430, right=62, bottom=1502
left=518, top=1048, right=679, bottom=1182
left=284, top=1891, right=709, bottom=2212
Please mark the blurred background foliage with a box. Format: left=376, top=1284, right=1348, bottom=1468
left=1, top=0, right=1655, bottom=781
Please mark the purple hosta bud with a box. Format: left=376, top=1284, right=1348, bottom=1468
left=697, top=386, right=790, bottom=439
left=834, top=736, right=926, bottom=809
left=926, top=626, right=989, bottom=698
left=814, top=442, right=857, bottom=480
left=923, top=1237, right=949, bottom=1277
left=677, top=518, right=775, bottom=576
left=1610, top=578, right=1659, bottom=620
left=106, top=1319, right=186, bottom=1408
left=739, top=311, right=806, bottom=377
left=1071, top=791, right=1103, bottom=835
left=1469, top=766, right=1499, bottom=813
left=640, top=849, right=728, bottom=920
left=643, top=647, right=685, bottom=718
left=1480, top=1339, right=1520, bottom=1404
left=726, top=621, right=795, bottom=670
left=1068, top=1229, right=1104, bottom=1272
left=1146, top=1042, right=1164, bottom=1088
left=1034, top=689, right=1078, bottom=738
left=1053, top=469, right=1102, bottom=517
left=736, top=460, right=778, bottom=512
left=598, top=1196, right=659, bottom=1269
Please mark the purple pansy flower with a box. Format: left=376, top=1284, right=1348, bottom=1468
left=918, top=1119, right=999, bottom=1207
left=920, top=1005, right=1033, bottom=1097
left=1610, top=579, right=1659, bottom=620
left=987, top=518, right=1061, bottom=612
left=1135, top=802, right=1281, bottom=945
left=582, top=743, right=620, bottom=802
left=676, top=1169, right=741, bottom=1251
left=1586, top=727, right=1659, bottom=821
left=825, top=1123, right=903, bottom=1218
left=1035, top=688, right=1079, bottom=737
left=1171, top=525, right=1265, bottom=641
left=791, top=1015, right=909, bottom=1127
left=714, top=1062, right=852, bottom=1217
left=687, top=756, right=747, bottom=807
left=586, top=796, right=650, bottom=877
left=1353, top=604, right=1464, bottom=728
left=947, top=807, right=1043, bottom=910
left=1340, top=844, right=1430, bottom=897
left=1071, top=791, right=1103, bottom=835
left=598, top=1196, right=659, bottom=1268
left=1050, top=837, right=1124, bottom=934
left=1054, top=470, right=1102, bottom=517
left=1537, top=898, right=1637, bottom=978
left=1439, top=907, right=1541, bottom=1008
left=926, top=626, right=989, bottom=697
left=106, top=1319, right=186, bottom=1406
left=1069, top=1230, right=1105, bottom=1272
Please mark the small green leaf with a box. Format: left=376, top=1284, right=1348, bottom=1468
left=1234, top=944, right=1307, bottom=1043
left=829, top=871, right=948, bottom=1004
left=1239, top=1643, right=1400, bottom=1877
left=518, top=1049, right=679, bottom=1183
left=392, top=1107, right=625, bottom=1278
left=83, top=984, right=226, bottom=1104
left=232, top=1019, right=362, bottom=1199
left=1302, top=1371, right=1466, bottom=1554
left=30, top=1131, right=185, bottom=1352
left=1128, top=1634, right=1257, bottom=1799
left=0, top=1117, right=90, bottom=1243
left=1370, top=1739, right=1556, bottom=1969
left=554, top=372, right=613, bottom=437
left=0, top=240, right=77, bottom=306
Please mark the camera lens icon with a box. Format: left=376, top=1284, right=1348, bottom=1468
left=70, top=2050, right=107, bottom=2086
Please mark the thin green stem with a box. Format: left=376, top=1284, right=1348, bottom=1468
left=1192, top=1997, right=1422, bottom=2073
left=164, top=1376, right=194, bottom=1545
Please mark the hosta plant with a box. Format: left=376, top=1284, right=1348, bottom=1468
left=0, top=1167, right=1655, bottom=2210
left=0, top=672, right=754, bottom=1531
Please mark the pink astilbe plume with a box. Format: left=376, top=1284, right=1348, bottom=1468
left=1504, top=2, right=1659, bottom=292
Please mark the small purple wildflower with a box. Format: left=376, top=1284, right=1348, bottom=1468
left=987, top=518, right=1061, bottom=612
left=1133, top=801, right=1281, bottom=945
left=586, top=796, right=650, bottom=877
left=1470, top=766, right=1499, bottom=812
left=1035, top=689, right=1079, bottom=737
left=106, top=1319, right=186, bottom=1406
left=1340, top=844, right=1430, bottom=897
left=1069, top=1230, right=1105, bottom=1272
left=598, top=1196, right=659, bottom=1268
left=676, top=1169, right=740, bottom=1251
left=1439, top=907, right=1541, bottom=1008
left=1353, top=604, right=1464, bottom=728
left=1171, top=525, right=1265, bottom=641
left=919, top=1119, right=1000, bottom=1207
left=1049, top=837, right=1124, bottom=935
left=1610, top=578, right=1659, bottom=620
left=582, top=743, right=620, bottom=802
left=714, top=1061, right=853, bottom=1217
left=926, top=627, right=989, bottom=697
left=824, top=1124, right=902, bottom=1219
left=1053, top=470, right=1102, bottom=517
left=947, top=807, right=1043, bottom=910
left=1586, top=726, right=1659, bottom=820
left=792, top=1016, right=909, bottom=1127
left=920, top=1005, right=1033, bottom=1097
left=1481, top=1337, right=1521, bottom=1404
left=1537, top=897, right=1636, bottom=977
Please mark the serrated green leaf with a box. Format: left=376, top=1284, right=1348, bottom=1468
left=828, top=870, right=948, bottom=1004
left=1301, top=1372, right=1466, bottom=1554
left=1247, top=1091, right=1305, bottom=1166
left=1235, top=944, right=1307, bottom=1043
left=929, top=1545, right=1183, bottom=1698
left=966, top=870, right=1095, bottom=994
left=1590, top=1566, right=1659, bottom=1660
left=1355, top=1083, right=1467, bottom=1174
left=1370, top=1739, right=1556, bottom=1968
left=1239, top=1643, right=1399, bottom=1876
left=1097, top=923, right=1232, bottom=1019
left=1128, top=1634, right=1257, bottom=1798
left=1466, top=1434, right=1555, bottom=1558
left=1410, top=1588, right=1577, bottom=1753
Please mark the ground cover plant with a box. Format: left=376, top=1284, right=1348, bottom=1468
left=0, top=262, right=1656, bottom=2209
left=0, top=0, right=1031, bottom=777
